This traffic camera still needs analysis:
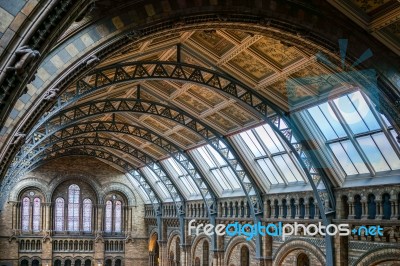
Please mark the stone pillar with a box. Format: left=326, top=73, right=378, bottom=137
left=259, top=234, right=273, bottom=266
left=295, top=200, right=300, bottom=219
left=158, top=240, right=167, bottom=266
left=375, top=200, right=383, bottom=219
left=334, top=234, right=348, bottom=266
left=304, top=203, right=309, bottom=219
left=391, top=199, right=398, bottom=220
left=361, top=198, right=368, bottom=219
left=180, top=244, right=191, bottom=266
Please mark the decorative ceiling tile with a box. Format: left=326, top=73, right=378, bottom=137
left=143, top=117, right=170, bottom=133
left=143, top=145, right=165, bottom=158
left=250, top=37, right=304, bottom=68
left=190, top=30, right=235, bottom=57
left=168, top=133, right=192, bottom=147
left=220, top=104, right=257, bottom=126
left=145, top=81, right=176, bottom=96
left=206, top=112, right=237, bottom=132
left=176, top=128, right=203, bottom=143
left=228, top=51, right=275, bottom=81
left=175, top=93, right=209, bottom=114
left=188, top=86, right=225, bottom=106
left=224, top=30, right=250, bottom=42
left=350, top=0, right=392, bottom=13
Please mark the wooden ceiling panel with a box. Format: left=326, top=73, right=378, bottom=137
left=250, top=37, right=304, bottom=68
left=219, top=104, right=258, bottom=127
left=228, top=51, right=275, bottom=81
left=175, top=93, right=209, bottom=114
left=187, top=86, right=225, bottom=107
left=190, top=30, right=235, bottom=57
left=206, top=112, right=238, bottom=132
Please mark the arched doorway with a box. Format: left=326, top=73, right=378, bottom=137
left=115, top=259, right=121, bottom=266
left=240, top=246, right=249, bottom=266
left=54, top=260, right=61, bottom=266
left=32, top=260, right=39, bottom=266
left=104, top=259, right=112, bottom=266
left=20, top=260, right=28, bottom=266
left=297, top=253, right=310, bottom=266
left=149, top=233, right=160, bottom=266
left=84, top=259, right=91, bottom=266
left=75, top=260, right=81, bottom=266
left=65, top=260, right=71, bottom=266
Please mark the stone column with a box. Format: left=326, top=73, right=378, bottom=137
left=361, top=198, right=368, bottom=219
left=391, top=199, right=398, bottom=220
left=158, top=240, right=167, bottom=266
left=334, top=234, right=348, bottom=266
left=376, top=199, right=383, bottom=219
left=304, top=203, right=309, bottom=219
left=295, top=200, right=300, bottom=219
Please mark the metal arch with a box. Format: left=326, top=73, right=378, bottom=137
left=14, top=135, right=186, bottom=214
left=25, top=60, right=337, bottom=260
left=29, top=60, right=334, bottom=207
left=23, top=146, right=162, bottom=214
left=14, top=120, right=218, bottom=216
left=22, top=98, right=264, bottom=217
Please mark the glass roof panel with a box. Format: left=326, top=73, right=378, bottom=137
left=191, top=145, right=241, bottom=193
left=372, top=133, right=400, bottom=170
left=162, top=158, right=200, bottom=196
left=257, top=158, right=282, bottom=184
left=308, top=103, right=346, bottom=140
left=142, top=167, right=170, bottom=199
left=357, top=135, right=390, bottom=172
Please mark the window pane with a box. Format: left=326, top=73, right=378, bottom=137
left=55, top=198, right=64, bottom=231
left=105, top=201, right=112, bottom=233
left=257, top=158, right=284, bottom=184
left=221, top=166, right=241, bottom=189
left=349, top=92, right=380, bottom=131
left=372, top=132, right=400, bottom=170
left=210, top=169, right=231, bottom=190
left=22, top=197, right=30, bottom=231
left=32, top=198, right=41, bottom=232
left=357, top=135, right=390, bottom=172
left=329, top=142, right=364, bottom=175
left=114, top=201, right=122, bottom=233
left=68, top=184, right=80, bottom=231
left=83, top=199, right=92, bottom=232
left=274, top=155, right=298, bottom=182
left=239, top=131, right=265, bottom=157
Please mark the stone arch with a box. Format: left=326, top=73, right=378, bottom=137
left=224, top=236, right=256, bottom=266
left=48, top=173, right=103, bottom=204
left=167, top=231, right=181, bottom=265
left=102, top=182, right=137, bottom=206
left=354, top=247, right=400, bottom=266
left=190, top=233, right=212, bottom=266
left=273, top=239, right=326, bottom=266
left=8, top=178, right=48, bottom=202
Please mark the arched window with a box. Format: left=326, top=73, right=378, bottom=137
left=83, top=198, right=92, bottom=232
left=75, top=260, right=82, bottom=266
left=54, top=260, right=61, bottom=266
left=382, top=193, right=391, bottom=219
left=115, top=201, right=122, bottom=233
left=21, top=260, right=28, bottom=266
left=367, top=194, right=376, bottom=219
left=202, top=241, right=209, bottom=266
left=105, top=200, right=112, bottom=233
left=297, top=253, right=310, bottom=266
left=309, top=198, right=315, bottom=219
left=115, top=259, right=121, bottom=266
left=240, top=246, right=249, bottom=266
left=32, top=198, right=41, bottom=232
left=68, top=184, right=80, bottom=231
left=32, top=260, right=39, bottom=266
left=55, top=198, right=65, bottom=231
left=22, top=197, right=30, bottom=231
left=84, top=260, right=91, bottom=266
left=282, top=199, right=287, bottom=218
left=290, top=199, right=296, bottom=218
left=354, top=195, right=362, bottom=219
